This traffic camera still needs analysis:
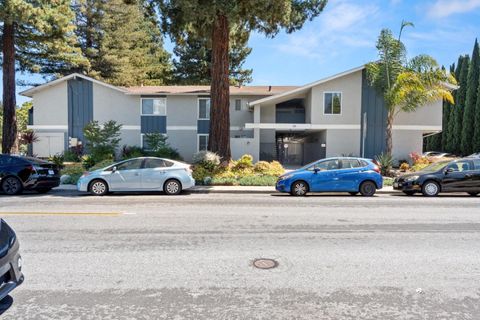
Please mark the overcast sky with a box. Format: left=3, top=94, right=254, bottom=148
left=4, top=0, right=480, bottom=105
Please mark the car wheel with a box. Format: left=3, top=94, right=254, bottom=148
left=403, top=191, right=415, bottom=196
left=164, top=179, right=182, bottom=195
left=359, top=181, right=376, bottom=197
left=291, top=181, right=308, bottom=196
left=36, top=188, right=52, bottom=194
left=1, top=176, right=23, bottom=195
left=468, top=192, right=479, bottom=197
left=349, top=192, right=358, bottom=196
left=89, top=179, right=108, bottom=196
left=422, top=181, right=440, bottom=197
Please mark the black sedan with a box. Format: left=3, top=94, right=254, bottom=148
left=0, top=219, right=23, bottom=301
left=0, top=154, right=60, bottom=195
left=394, top=158, right=480, bottom=196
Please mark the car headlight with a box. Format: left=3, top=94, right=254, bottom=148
left=280, top=174, right=293, bottom=181
left=404, top=175, right=419, bottom=182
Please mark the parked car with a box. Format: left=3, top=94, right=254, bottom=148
left=0, top=219, right=23, bottom=301
left=422, top=151, right=456, bottom=158
left=77, top=157, right=195, bottom=196
left=276, top=157, right=383, bottom=196
left=393, top=158, right=480, bottom=196
left=0, top=154, right=60, bottom=195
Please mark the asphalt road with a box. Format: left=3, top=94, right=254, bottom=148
left=1, top=190, right=480, bottom=319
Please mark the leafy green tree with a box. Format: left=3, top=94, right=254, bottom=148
left=68, top=0, right=172, bottom=86
left=173, top=31, right=252, bottom=86
left=16, top=101, right=33, bottom=134
left=366, top=24, right=456, bottom=157
left=439, top=64, right=455, bottom=152
left=1, top=0, right=86, bottom=154
left=157, top=0, right=327, bottom=160
left=144, top=133, right=181, bottom=159
left=461, top=39, right=480, bottom=155
left=83, top=120, right=122, bottom=161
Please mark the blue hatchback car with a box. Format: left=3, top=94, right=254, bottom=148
left=276, top=157, right=383, bottom=196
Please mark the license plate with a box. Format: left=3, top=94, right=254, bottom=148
left=393, top=182, right=399, bottom=188
left=48, top=169, right=55, bottom=175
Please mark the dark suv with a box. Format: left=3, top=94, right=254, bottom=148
left=394, top=158, right=480, bottom=197
left=0, top=219, right=23, bottom=301
left=0, top=154, right=60, bottom=195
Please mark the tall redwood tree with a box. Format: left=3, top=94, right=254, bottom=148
left=1, top=0, right=85, bottom=153
left=157, top=0, right=327, bottom=160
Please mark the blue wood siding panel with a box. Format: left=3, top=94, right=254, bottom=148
left=197, top=120, right=210, bottom=134
left=141, top=116, right=167, bottom=134
left=360, top=70, right=387, bottom=158
left=67, top=78, right=93, bottom=143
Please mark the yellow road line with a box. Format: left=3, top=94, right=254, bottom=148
left=0, top=212, right=120, bottom=216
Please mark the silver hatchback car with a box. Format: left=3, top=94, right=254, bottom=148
left=77, top=157, right=195, bottom=196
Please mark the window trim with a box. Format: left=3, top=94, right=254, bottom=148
left=197, top=98, right=211, bottom=120
left=140, top=98, right=167, bottom=116
left=323, top=91, right=343, bottom=115
left=234, top=98, right=242, bottom=111
left=197, top=134, right=209, bottom=152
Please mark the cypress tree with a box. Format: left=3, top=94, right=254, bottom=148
left=474, top=70, right=480, bottom=152
left=440, top=63, right=455, bottom=151
left=451, top=56, right=470, bottom=155
left=461, top=39, right=480, bottom=155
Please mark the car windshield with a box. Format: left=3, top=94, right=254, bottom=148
left=421, top=161, right=450, bottom=172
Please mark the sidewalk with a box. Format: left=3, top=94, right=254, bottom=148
left=56, top=184, right=396, bottom=194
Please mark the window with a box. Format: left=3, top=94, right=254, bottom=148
left=142, top=98, right=166, bottom=116
left=310, top=159, right=339, bottom=171
left=234, top=99, right=242, bottom=111
left=198, top=135, right=209, bottom=151
left=324, top=92, right=342, bottom=114
left=341, top=159, right=361, bottom=169
left=447, top=161, right=472, bottom=172
left=116, top=159, right=144, bottom=171
left=198, top=98, right=211, bottom=119
left=473, top=159, right=480, bottom=170
left=143, top=158, right=173, bottom=169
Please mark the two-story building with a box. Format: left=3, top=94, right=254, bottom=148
left=20, top=66, right=445, bottom=164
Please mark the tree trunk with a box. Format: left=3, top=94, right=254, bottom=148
left=208, top=14, right=231, bottom=161
left=2, top=22, right=17, bottom=154
left=385, top=112, right=394, bottom=156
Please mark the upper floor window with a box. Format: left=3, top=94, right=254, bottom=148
left=142, top=98, right=166, bottom=116
left=234, top=99, right=242, bottom=111
left=198, top=98, right=211, bottom=120
left=324, top=92, right=342, bottom=115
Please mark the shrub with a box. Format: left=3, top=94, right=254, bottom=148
left=383, top=177, right=394, bottom=187
left=192, top=151, right=221, bottom=171
left=399, top=162, right=410, bottom=172
left=63, top=149, right=80, bottom=162
left=61, top=163, right=85, bottom=184
left=238, top=175, right=278, bottom=186
left=232, top=154, right=254, bottom=171
left=192, top=165, right=212, bottom=184
left=211, top=177, right=239, bottom=186
left=83, top=120, right=122, bottom=161
left=143, top=133, right=183, bottom=160
left=81, top=155, right=96, bottom=170
left=48, top=154, right=65, bottom=168
left=121, top=145, right=145, bottom=160
left=375, top=153, right=394, bottom=176
left=253, top=160, right=284, bottom=176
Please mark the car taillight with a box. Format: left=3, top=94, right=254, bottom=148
left=185, top=166, right=193, bottom=174
left=373, top=166, right=381, bottom=174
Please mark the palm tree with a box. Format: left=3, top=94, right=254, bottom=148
left=366, top=23, right=457, bottom=157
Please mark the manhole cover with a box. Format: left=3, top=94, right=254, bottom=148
left=253, top=258, right=278, bottom=270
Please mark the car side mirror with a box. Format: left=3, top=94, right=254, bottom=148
left=112, top=166, right=117, bottom=172
left=445, top=168, right=454, bottom=174
left=313, top=168, right=320, bottom=174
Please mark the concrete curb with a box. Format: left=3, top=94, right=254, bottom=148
left=56, top=184, right=398, bottom=195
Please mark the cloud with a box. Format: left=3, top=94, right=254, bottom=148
left=274, top=0, right=380, bottom=61
left=428, top=0, right=480, bottom=18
